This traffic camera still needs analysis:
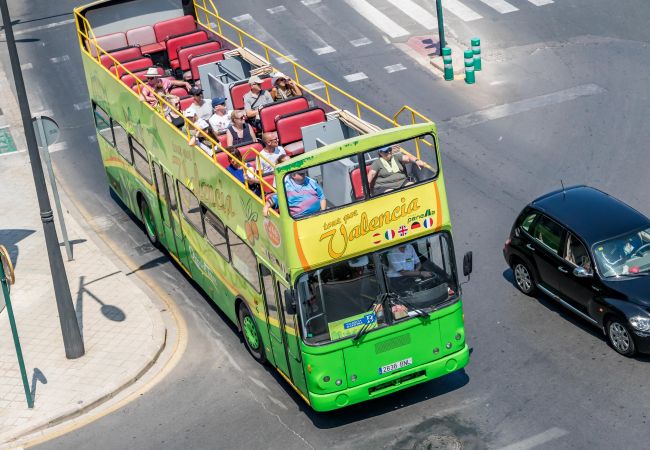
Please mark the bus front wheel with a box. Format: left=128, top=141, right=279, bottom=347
left=238, top=303, right=266, bottom=363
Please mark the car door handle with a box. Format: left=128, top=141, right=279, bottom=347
left=558, top=266, right=568, bottom=273
left=526, top=244, right=535, bottom=251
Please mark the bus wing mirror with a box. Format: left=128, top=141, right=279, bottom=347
left=285, top=289, right=297, bottom=315
left=463, top=251, right=473, bottom=278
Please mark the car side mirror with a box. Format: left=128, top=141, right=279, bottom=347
left=463, top=251, right=473, bottom=278
left=284, top=289, right=297, bottom=315
left=573, top=266, right=592, bottom=278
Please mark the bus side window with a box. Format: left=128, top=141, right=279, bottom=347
left=93, top=103, right=114, bottom=146
left=112, top=121, right=132, bottom=163
left=228, top=230, right=261, bottom=292
left=130, top=137, right=152, bottom=184
left=202, top=207, right=230, bottom=261
left=164, top=173, right=177, bottom=210
left=177, top=181, right=204, bottom=234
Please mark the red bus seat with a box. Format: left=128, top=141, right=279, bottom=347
left=179, top=95, right=194, bottom=110
left=263, top=174, right=275, bottom=194
left=100, top=46, right=142, bottom=68
left=215, top=151, right=229, bottom=168
left=189, top=50, right=227, bottom=81
left=259, top=96, right=309, bottom=133
left=108, top=57, right=154, bottom=78
left=154, top=15, right=196, bottom=43
left=88, top=32, right=127, bottom=57
left=217, top=133, right=228, bottom=149
left=169, top=87, right=188, bottom=97
left=126, top=25, right=165, bottom=54
left=177, top=41, right=221, bottom=72
left=350, top=166, right=371, bottom=200
left=229, top=77, right=273, bottom=110
left=120, top=67, right=164, bottom=87
left=236, top=142, right=263, bottom=162
left=166, top=31, right=208, bottom=70
left=275, top=108, right=327, bottom=157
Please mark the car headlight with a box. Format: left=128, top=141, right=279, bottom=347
left=629, top=316, right=650, bottom=332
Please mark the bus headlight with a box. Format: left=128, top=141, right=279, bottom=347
left=629, top=316, right=650, bottom=332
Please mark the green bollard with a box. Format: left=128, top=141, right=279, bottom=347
left=471, top=38, right=482, bottom=71
left=442, top=47, right=453, bottom=81
left=464, top=49, right=475, bottom=84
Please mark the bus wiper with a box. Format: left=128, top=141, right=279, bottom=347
left=354, top=294, right=387, bottom=341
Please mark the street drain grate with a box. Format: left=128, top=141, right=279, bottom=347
left=412, top=435, right=462, bottom=450
left=134, top=243, right=156, bottom=255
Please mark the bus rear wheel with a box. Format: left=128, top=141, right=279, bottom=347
left=139, top=196, right=158, bottom=246
left=238, top=303, right=266, bottom=363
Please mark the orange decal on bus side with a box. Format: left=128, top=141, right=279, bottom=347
left=293, top=221, right=311, bottom=270
left=434, top=182, right=443, bottom=229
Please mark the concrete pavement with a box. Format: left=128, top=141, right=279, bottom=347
left=0, top=149, right=167, bottom=446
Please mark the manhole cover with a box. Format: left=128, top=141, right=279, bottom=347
left=412, top=435, right=462, bottom=450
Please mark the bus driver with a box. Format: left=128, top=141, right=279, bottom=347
left=386, top=244, right=432, bottom=292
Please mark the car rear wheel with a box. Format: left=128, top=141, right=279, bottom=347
left=512, top=260, right=536, bottom=296
left=607, top=318, right=636, bottom=357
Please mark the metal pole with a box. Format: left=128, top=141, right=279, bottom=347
left=36, top=118, right=73, bottom=261
left=1, top=261, right=33, bottom=408
left=436, top=0, right=446, bottom=53
left=0, top=0, right=84, bottom=358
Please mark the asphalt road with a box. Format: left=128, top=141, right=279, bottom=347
left=2, top=0, right=650, bottom=448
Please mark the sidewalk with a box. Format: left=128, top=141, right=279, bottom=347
left=0, top=151, right=167, bottom=445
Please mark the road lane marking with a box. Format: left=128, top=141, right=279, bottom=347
left=74, top=101, right=91, bottom=111
left=447, top=84, right=605, bottom=129
left=49, top=55, right=70, bottom=64
left=301, top=0, right=321, bottom=4
left=48, top=141, right=67, bottom=153
left=304, top=81, right=325, bottom=91
left=498, top=427, right=568, bottom=450
left=477, top=0, right=519, bottom=14
left=387, top=0, right=437, bottom=30
left=384, top=63, right=407, bottom=73
left=2, top=18, right=75, bottom=37
left=344, top=72, right=368, bottom=82
left=267, top=5, right=286, bottom=14
left=306, top=29, right=336, bottom=55
left=350, top=37, right=372, bottom=47
left=88, top=135, right=97, bottom=142
left=267, top=395, right=288, bottom=410
left=231, top=13, right=294, bottom=64
left=343, top=0, right=409, bottom=38
left=313, top=45, right=336, bottom=55
left=20, top=63, right=33, bottom=70
left=443, top=0, right=483, bottom=21
left=527, top=0, right=554, bottom=5
left=248, top=376, right=271, bottom=392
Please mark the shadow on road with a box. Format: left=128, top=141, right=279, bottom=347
left=0, top=228, right=35, bottom=268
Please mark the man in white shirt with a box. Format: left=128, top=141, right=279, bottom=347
left=259, top=131, right=286, bottom=174
left=208, top=97, right=231, bottom=136
left=243, top=75, right=273, bottom=124
left=386, top=244, right=432, bottom=292
left=185, top=87, right=213, bottom=121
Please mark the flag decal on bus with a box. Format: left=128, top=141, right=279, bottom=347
left=372, top=233, right=382, bottom=244
left=385, top=229, right=396, bottom=240
left=398, top=225, right=408, bottom=237
left=423, top=217, right=434, bottom=228
left=410, top=221, right=421, bottom=230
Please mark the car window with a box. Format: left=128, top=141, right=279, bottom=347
left=518, top=211, right=537, bottom=233
left=564, top=233, right=592, bottom=273
left=532, top=215, right=563, bottom=253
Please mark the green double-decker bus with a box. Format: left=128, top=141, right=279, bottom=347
left=75, top=0, right=472, bottom=411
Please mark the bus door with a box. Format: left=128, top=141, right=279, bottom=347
left=160, top=167, right=189, bottom=269
left=277, top=279, right=308, bottom=397
left=260, top=263, right=291, bottom=378
left=151, top=162, right=174, bottom=251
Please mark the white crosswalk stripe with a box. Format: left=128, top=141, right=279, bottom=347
left=477, top=0, right=518, bottom=14
left=442, top=0, right=483, bottom=21
left=527, top=0, right=554, bottom=5
left=342, top=0, right=409, bottom=38
left=386, top=0, right=437, bottom=30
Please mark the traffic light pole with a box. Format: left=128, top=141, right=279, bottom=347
left=436, top=0, right=446, bottom=52
left=0, top=0, right=84, bottom=358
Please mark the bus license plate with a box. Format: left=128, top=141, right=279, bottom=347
left=379, top=357, right=413, bottom=375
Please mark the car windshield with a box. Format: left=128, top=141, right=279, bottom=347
left=296, top=232, right=458, bottom=344
left=592, top=227, right=650, bottom=278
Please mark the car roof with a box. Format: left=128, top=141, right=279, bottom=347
left=530, top=185, right=650, bottom=245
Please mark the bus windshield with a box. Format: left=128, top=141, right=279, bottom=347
left=283, top=134, right=438, bottom=220
left=296, top=232, right=458, bottom=344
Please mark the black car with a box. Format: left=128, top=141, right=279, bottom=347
left=503, top=186, right=650, bottom=356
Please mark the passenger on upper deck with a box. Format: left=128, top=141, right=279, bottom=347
left=271, top=74, right=302, bottom=101
left=188, top=119, right=213, bottom=157
left=259, top=132, right=286, bottom=174
left=185, top=87, right=212, bottom=121
left=165, top=96, right=184, bottom=130
left=367, top=145, right=426, bottom=195
left=140, top=67, right=191, bottom=106
left=262, top=170, right=326, bottom=218
left=225, top=110, right=257, bottom=147
left=225, top=147, right=260, bottom=196
left=208, top=97, right=231, bottom=136
left=243, top=75, right=273, bottom=126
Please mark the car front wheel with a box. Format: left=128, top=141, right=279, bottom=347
left=512, top=260, right=536, bottom=296
left=607, top=318, right=636, bottom=357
